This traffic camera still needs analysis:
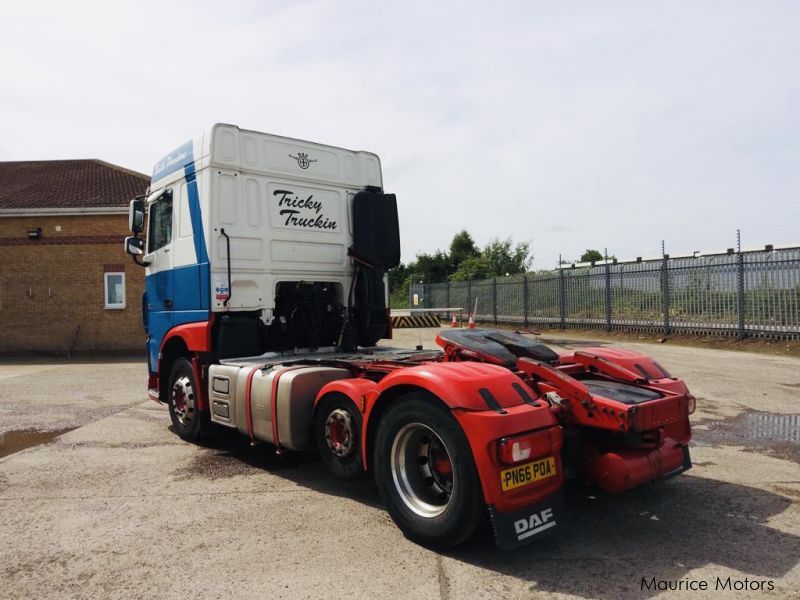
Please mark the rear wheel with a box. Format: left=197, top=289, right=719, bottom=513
left=167, top=358, right=212, bottom=442
left=373, top=395, right=483, bottom=549
left=315, top=394, right=365, bottom=480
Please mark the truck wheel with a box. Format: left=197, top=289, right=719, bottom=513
left=167, top=358, right=212, bottom=443
left=374, top=395, right=483, bottom=549
left=315, top=394, right=365, bottom=480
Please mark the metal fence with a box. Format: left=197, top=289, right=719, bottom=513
left=410, top=246, right=800, bottom=339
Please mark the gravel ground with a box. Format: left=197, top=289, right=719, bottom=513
left=0, top=329, right=798, bottom=599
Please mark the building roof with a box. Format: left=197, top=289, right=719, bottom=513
left=0, top=159, right=149, bottom=212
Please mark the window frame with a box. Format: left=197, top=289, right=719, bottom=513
left=104, top=272, right=127, bottom=310
left=146, top=189, right=174, bottom=254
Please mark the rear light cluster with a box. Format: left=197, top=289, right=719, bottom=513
left=497, top=427, right=560, bottom=465
left=687, top=394, right=696, bottom=415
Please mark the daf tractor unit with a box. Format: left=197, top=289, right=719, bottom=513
left=125, top=124, right=695, bottom=549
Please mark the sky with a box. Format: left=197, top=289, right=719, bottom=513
left=1, top=0, right=798, bottom=268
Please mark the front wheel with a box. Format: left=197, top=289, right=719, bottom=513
left=373, top=395, right=484, bottom=549
left=167, top=357, right=212, bottom=443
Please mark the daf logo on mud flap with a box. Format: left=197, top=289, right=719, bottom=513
left=514, top=507, right=556, bottom=541
left=289, top=152, right=317, bottom=169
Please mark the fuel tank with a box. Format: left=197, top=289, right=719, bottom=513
left=585, top=438, right=689, bottom=493
left=207, top=364, right=350, bottom=450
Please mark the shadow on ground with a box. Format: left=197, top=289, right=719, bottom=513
left=173, top=428, right=381, bottom=508
left=452, top=476, right=799, bottom=599
left=175, top=430, right=799, bottom=599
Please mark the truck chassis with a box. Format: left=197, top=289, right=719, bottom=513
left=154, top=327, right=694, bottom=550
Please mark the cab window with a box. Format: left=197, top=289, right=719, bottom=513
left=148, top=190, right=173, bottom=253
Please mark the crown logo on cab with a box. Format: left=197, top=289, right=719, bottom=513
left=289, top=152, right=317, bottom=169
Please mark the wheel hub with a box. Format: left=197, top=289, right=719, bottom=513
left=390, top=423, right=455, bottom=518
left=325, top=408, right=355, bottom=458
left=171, top=375, right=195, bottom=426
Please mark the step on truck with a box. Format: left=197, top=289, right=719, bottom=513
left=125, top=124, right=695, bottom=549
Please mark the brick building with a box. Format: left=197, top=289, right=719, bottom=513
left=0, top=160, right=149, bottom=353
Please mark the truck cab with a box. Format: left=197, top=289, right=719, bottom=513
left=126, top=124, right=400, bottom=390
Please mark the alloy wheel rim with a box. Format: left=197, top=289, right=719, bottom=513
left=390, top=423, right=455, bottom=518
left=171, top=375, right=195, bottom=426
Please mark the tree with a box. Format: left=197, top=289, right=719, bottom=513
left=579, top=249, right=604, bottom=263
left=451, top=237, right=532, bottom=280
left=388, top=262, right=408, bottom=292
left=450, top=256, right=489, bottom=281
left=401, top=231, right=480, bottom=285
left=578, top=249, right=616, bottom=263
left=408, top=250, right=452, bottom=283
left=482, top=238, right=532, bottom=276
left=449, top=230, right=481, bottom=266
left=392, top=231, right=533, bottom=286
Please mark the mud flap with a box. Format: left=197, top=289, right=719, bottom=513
left=488, top=492, right=569, bottom=550
left=658, top=444, right=693, bottom=482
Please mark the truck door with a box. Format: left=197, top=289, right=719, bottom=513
left=144, top=190, right=175, bottom=367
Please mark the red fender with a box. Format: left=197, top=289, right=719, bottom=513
left=360, top=362, right=542, bottom=471
left=315, top=378, right=378, bottom=414
left=359, top=362, right=562, bottom=512
left=561, top=346, right=673, bottom=381
left=160, top=319, right=213, bottom=354
left=155, top=318, right=214, bottom=405
left=190, top=356, right=209, bottom=412
left=373, top=362, right=526, bottom=411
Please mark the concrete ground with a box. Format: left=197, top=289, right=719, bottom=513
left=0, top=329, right=798, bottom=599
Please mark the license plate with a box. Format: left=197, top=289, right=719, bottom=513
left=500, top=456, right=557, bottom=491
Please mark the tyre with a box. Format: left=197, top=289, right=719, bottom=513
left=373, top=395, right=484, bottom=549
left=167, top=357, right=212, bottom=443
left=315, top=394, right=365, bottom=480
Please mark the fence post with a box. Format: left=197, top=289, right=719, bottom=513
left=604, top=261, right=612, bottom=331
left=661, top=255, right=670, bottom=336
left=558, top=267, right=566, bottom=329
left=467, top=280, right=472, bottom=319
left=492, top=277, right=498, bottom=325
left=445, top=279, right=450, bottom=311
left=522, top=273, right=529, bottom=328
left=737, top=230, right=746, bottom=339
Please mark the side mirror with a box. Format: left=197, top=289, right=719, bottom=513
left=351, top=191, right=401, bottom=268
left=125, top=236, right=145, bottom=256
left=129, top=198, right=146, bottom=234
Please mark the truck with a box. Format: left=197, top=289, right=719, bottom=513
left=124, top=124, right=695, bottom=549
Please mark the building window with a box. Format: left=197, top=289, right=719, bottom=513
left=104, top=272, right=126, bottom=309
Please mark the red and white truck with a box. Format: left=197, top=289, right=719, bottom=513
left=124, top=124, right=694, bottom=549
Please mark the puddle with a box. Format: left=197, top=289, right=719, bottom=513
left=694, top=412, right=800, bottom=463
left=736, top=413, right=799, bottom=443
left=0, top=428, right=73, bottom=459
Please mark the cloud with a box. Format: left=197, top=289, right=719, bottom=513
left=1, top=0, right=798, bottom=268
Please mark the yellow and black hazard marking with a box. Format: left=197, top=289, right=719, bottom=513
left=391, top=314, right=442, bottom=328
